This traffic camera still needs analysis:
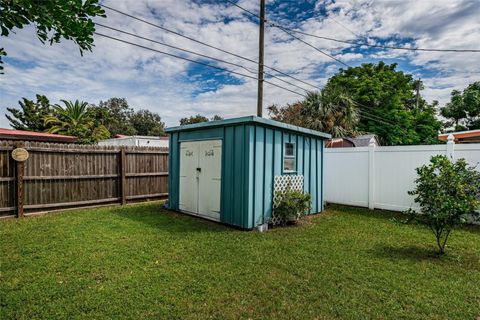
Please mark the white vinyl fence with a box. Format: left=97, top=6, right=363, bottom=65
left=324, top=136, right=480, bottom=212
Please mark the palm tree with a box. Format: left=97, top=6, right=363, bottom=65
left=301, top=87, right=359, bottom=138
left=44, top=100, right=109, bottom=143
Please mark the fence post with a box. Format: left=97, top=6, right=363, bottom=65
left=14, top=142, right=25, bottom=218
left=368, top=139, right=376, bottom=210
left=446, top=134, right=455, bottom=161
left=120, top=147, right=126, bottom=205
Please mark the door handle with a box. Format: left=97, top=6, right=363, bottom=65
left=196, top=167, right=201, bottom=173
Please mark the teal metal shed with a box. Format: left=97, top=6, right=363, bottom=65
left=165, top=116, right=331, bottom=229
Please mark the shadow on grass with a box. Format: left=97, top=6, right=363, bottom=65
left=371, top=244, right=443, bottom=262
left=326, top=203, right=408, bottom=223
left=372, top=244, right=480, bottom=270
left=326, top=204, right=480, bottom=234
left=112, top=204, right=234, bottom=234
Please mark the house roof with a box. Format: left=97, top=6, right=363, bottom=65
left=0, top=128, right=78, bottom=143
left=110, top=135, right=169, bottom=140
left=165, top=116, right=331, bottom=139
left=438, top=129, right=480, bottom=142
left=345, top=134, right=379, bottom=147
left=325, top=138, right=355, bottom=148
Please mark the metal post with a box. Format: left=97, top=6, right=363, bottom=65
left=256, top=0, right=265, bottom=117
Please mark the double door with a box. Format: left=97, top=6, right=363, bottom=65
left=179, top=140, right=222, bottom=220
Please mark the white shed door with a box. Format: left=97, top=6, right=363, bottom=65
left=179, top=140, right=222, bottom=220
left=179, top=141, right=199, bottom=213
left=198, top=140, right=222, bottom=220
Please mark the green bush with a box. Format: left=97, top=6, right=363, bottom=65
left=407, top=155, right=480, bottom=254
left=273, top=190, right=311, bottom=226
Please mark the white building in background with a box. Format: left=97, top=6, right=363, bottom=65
left=98, top=135, right=169, bottom=148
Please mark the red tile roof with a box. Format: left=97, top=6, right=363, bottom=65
left=0, top=128, right=77, bottom=143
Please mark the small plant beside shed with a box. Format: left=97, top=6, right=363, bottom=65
left=272, top=189, right=311, bottom=227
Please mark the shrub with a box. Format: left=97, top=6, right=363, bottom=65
left=407, top=155, right=480, bottom=254
left=273, top=190, right=311, bottom=226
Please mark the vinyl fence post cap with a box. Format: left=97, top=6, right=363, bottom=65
left=447, top=134, right=455, bottom=143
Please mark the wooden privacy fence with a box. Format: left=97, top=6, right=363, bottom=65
left=0, top=140, right=168, bottom=218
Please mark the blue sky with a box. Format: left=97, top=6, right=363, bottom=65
left=1, top=0, right=479, bottom=128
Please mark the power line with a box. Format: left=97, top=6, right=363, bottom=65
left=273, top=24, right=351, bottom=67
left=230, top=2, right=433, bottom=135
left=222, top=1, right=414, bottom=132
left=329, top=16, right=359, bottom=38
left=95, top=23, right=312, bottom=93
left=94, top=32, right=306, bottom=98
left=224, top=0, right=350, bottom=67
left=225, top=0, right=480, bottom=53
left=277, top=29, right=480, bottom=53
left=224, top=0, right=452, bottom=122
left=96, top=33, right=411, bottom=133
left=98, top=4, right=422, bottom=134
left=100, top=4, right=321, bottom=91
left=356, top=109, right=400, bottom=128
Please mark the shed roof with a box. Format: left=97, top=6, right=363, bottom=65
left=165, top=116, right=331, bottom=139
left=0, top=128, right=77, bottom=143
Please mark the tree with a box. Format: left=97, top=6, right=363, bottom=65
left=440, top=82, right=480, bottom=131
left=303, top=87, right=359, bottom=137
left=268, top=87, right=359, bottom=138
left=44, top=100, right=109, bottom=144
left=130, top=109, right=165, bottom=136
left=412, top=101, right=443, bottom=145
left=211, top=115, right=224, bottom=121
left=407, top=155, right=480, bottom=254
left=326, top=62, right=442, bottom=145
left=96, top=98, right=136, bottom=136
left=0, top=0, right=105, bottom=73
left=179, top=114, right=224, bottom=125
left=268, top=102, right=306, bottom=127
left=179, top=114, right=209, bottom=125
left=6, top=94, right=52, bottom=131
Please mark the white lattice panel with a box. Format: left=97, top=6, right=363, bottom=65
left=271, top=175, right=304, bottom=225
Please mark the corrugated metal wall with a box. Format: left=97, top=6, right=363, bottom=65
left=247, top=124, right=324, bottom=228
left=168, top=122, right=324, bottom=229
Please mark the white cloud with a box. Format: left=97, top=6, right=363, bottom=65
left=1, top=0, right=479, bottom=129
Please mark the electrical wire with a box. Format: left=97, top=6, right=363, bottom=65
left=225, top=0, right=480, bottom=53
left=223, top=0, right=417, bottom=131
left=96, top=32, right=413, bottom=133
left=95, top=25, right=400, bottom=128
left=98, top=4, right=423, bottom=134
left=96, top=23, right=313, bottom=93
left=100, top=4, right=321, bottom=90
left=278, top=29, right=480, bottom=53
left=224, top=0, right=444, bottom=130
left=224, top=0, right=350, bottom=67
left=94, top=31, right=307, bottom=98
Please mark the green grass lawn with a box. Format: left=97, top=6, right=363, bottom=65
left=1, top=203, right=479, bottom=319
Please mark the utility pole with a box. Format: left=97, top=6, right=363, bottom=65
left=415, top=78, right=421, bottom=109
left=256, top=0, right=265, bottom=117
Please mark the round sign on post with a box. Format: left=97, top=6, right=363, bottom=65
left=12, top=148, right=29, bottom=162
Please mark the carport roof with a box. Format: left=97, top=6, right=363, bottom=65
left=165, top=116, right=331, bottom=139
